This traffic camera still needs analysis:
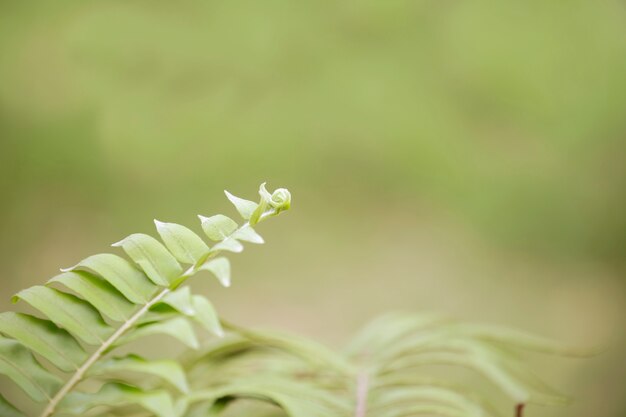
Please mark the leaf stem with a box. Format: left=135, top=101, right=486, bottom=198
left=39, top=287, right=171, bottom=417
left=354, top=371, right=369, bottom=417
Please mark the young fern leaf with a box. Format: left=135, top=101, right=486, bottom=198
left=0, top=183, right=291, bottom=417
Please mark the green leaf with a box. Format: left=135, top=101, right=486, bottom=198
left=198, top=257, right=231, bottom=287
left=160, top=286, right=195, bottom=316
left=450, top=323, right=594, bottom=356
left=377, top=403, right=467, bottom=417
left=374, top=387, right=486, bottom=417
left=347, top=311, right=449, bottom=356
left=112, top=233, right=183, bottom=286
left=62, top=253, right=156, bottom=304
left=88, top=354, right=189, bottom=393
left=12, top=286, right=114, bottom=345
left=0, top=337, right=63, bottom=402
left=0, top=312, right=87, bottom=372
left=154, top=220, right=210, bottom=265
left=385, top=347, right=567, bottom=406
left=180, top=334, right=252, bottom=366
left=198, top=215, right=238, bottom=241
left=191, top=295, right=224, bottom=337
left=116, top=317, right=199, bottom=350
left=59, top=382, right=175, bottom=417
left=48, top=271, right=135, bottom=322
left=145, top=293, right=224, bottom=338
left=188, top=377, right=348, bottom=417
left=249, top=183, right=271, bottom=226
left=212, top=238, right=244, bottom=253
left=228, top=327, right=354, bottom=375
left=224, top=190, right=259, bottom=220
left=232, top=226, right=264, bottom=244
left=0, top=393, right=25, bottom=417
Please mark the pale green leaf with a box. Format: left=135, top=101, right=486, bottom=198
left=112, top=233, right=183, bottom=286
left=160, top=286, right=195, bottom=316
left=249, top=183, right=271, bottom=225
left=191, top=295, right=224, bottom=337
left=198, top=215, right=238, bottom=241
left=374, top=387, right=486, bottom=417
left=116, top=317, right=199, bottom=350
left=224, top=190, right=259, bottom=220
left=135, top=304, right=181, bottom=326
left=232, top=226, right=264, bottom=244
left=377, top=403, right=467, bottom=417
left=443, top=340, right=569, bottom=405
left=198, top=257, right=231, bottom=287
left=188, top=377, right=347, bottom=417
left=180, top=334, right=252, bottom=366
left=0, top=393, right=25, bottom=417
left=48, top=271, right=135, bottom=322
left=62, top=253, right=156, bottom=304
left=154, top=220, right=210, bottom=265
left=60, top=382, right=175, bottom=417
left=141, top=294, right=224, bottom=338
left=0, top=337, right=63, bottom=402
left=0, top=312, right=87, bottom=372
left=385, top=348, right=566, bottom=406
left=211, top=238, right=244, bottom=253
left=229, top=327, right=354, bottom=375
left=12, top=286, right=114, bottom=345
left=451, top=323, right=594, bottom=356
left=347, top=312, right=449, bottom=356
left=88, top=354, right=189, bottom=393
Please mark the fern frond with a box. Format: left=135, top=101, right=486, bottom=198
left=181, top=313, right=588, bottom=417
left=358, top=313, right=588, bottom=415
left=0, top=183, right=291, bottom=417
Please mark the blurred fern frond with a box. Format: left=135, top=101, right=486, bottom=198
left=178, top=313, right=589, bottom=417
left=0, top=183, right=291, bottom=417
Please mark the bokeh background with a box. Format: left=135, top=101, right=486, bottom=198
left=1, top=1, right=625, bottom=416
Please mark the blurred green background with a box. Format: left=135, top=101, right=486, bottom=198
left=1, top=1, right=625, bottom=416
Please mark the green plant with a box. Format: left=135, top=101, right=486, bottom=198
left=0, top=184, right=586, bottom=417
left=176, top=316, right=587, bottom=417
left=0, top=183, right=291, bottom=417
